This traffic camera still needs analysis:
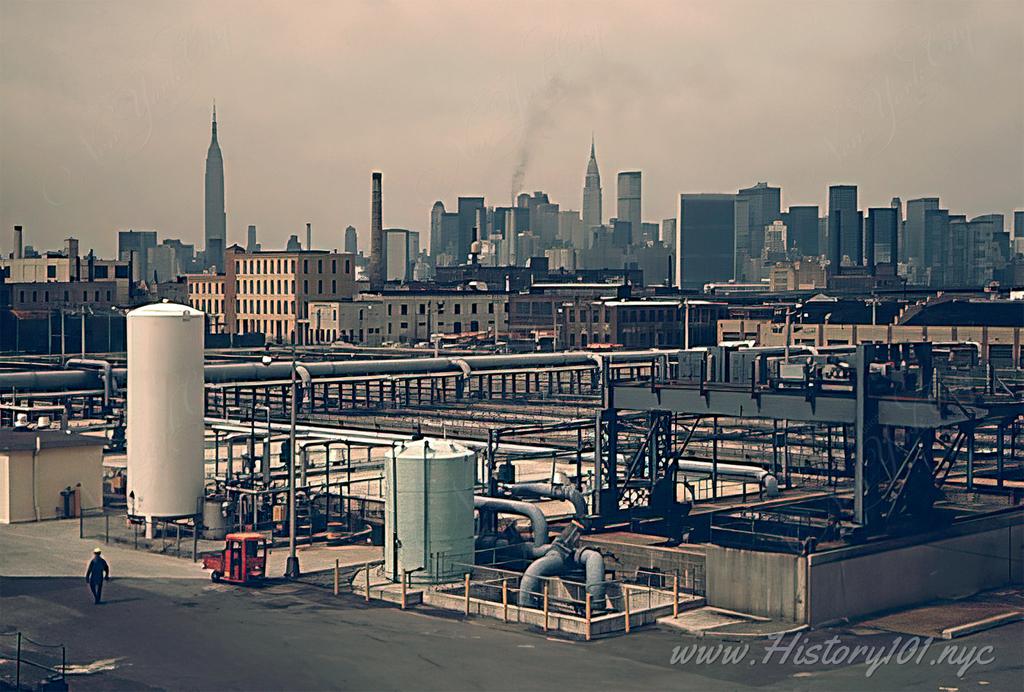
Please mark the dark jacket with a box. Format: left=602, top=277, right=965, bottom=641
left=86, top=556, right=109, bottom=584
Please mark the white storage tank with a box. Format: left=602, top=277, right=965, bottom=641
left=127, top=303, right=205, bottom=519
left=384, top=438, right=475, bottom=584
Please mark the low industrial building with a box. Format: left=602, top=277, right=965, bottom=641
left=0, top=429, right=104, bottom=523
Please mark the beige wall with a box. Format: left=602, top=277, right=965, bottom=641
left=0, top=445, right=103, bottom=523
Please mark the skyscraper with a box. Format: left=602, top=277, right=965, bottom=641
left=204, top=104, right=226, bottom=272
left=617, top=171, right=641, bottom=247
left=582, top=137, right=602, bottom=232
left=736, top=182, right=782, bottom=261
left=677, top=194, right=737, bottom=290
left=457, top=197, right=485, bottom=262
left=827, top=184, right=860, bottom=266
left=344, top=225, right=358, bottom=255
left=785, top=206, right=820, bottom=256
left=904, top=197, right=940, bottom=266
left=429, top=201, right=445, bottom=255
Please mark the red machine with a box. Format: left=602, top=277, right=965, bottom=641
left=203, top=532, right=268, bottom=585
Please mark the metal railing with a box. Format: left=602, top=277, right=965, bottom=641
left=0, top=631, right=66, bottom=689
left=79, top=507, right=202, bottom=561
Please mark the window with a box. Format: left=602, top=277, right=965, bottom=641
left=488, top=303, right=494, bottom=314
left=345, top=259, right=351, bottom=274
left=44, top=290, right=49, bottom=301
left=318, top=259, right=323, bottom=273
left=304, top=260, right=309, bottom=273
left=331, top=259, right=337, bottom=273
left=401, top=304, right=408, bottom=315
left=454, top=304, right=461, bottom=315
left=471, top=303, right=478, bottom=314
left=317, top=280, right=323, bottom=293
left=331, top=280, right=336, bottom=293
left=303, top=280, right=309, bottom=293
left=419, top=304, right=426, bottom=315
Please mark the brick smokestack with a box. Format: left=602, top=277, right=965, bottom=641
left=13, top=225, right=23, bottom=259
left=369, top=172, right=384, bottom=290
left=305, top=222, right=312, bottom=251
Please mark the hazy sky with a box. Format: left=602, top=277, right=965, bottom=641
left=1, top=0, right=1022, bottom=257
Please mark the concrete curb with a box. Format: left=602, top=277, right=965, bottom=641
left=941, top=611, right=1022, bottom=640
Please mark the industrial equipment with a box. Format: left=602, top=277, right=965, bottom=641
left=126, top=303, right=205, bottom=524
left=384, top=438, right=475, bottom=584
left=203, top=532, right=268, bottom=585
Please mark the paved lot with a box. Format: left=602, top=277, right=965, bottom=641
left=2, top=521, right=1022, bottom=690
left=2, top=575, right=1022, bottom=691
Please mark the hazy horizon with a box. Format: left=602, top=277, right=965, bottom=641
left=1, top=0, right=1022, bottom=257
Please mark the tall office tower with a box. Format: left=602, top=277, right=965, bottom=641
left=733, top=197, right=750, bottom=279
left=868, top=205, right=901, bottom=268
left=969, top=214, right=1005, bottom=285
left=369, top=172, right=384, bottom=290
left=677, top=194, right=737, bottom=290
left=12, top=225, right=23, bottom=259
left=384, top=229, right=419, bottom=283
left=118, top=229, right=158, bottom=282
left=204, top=104, right=226, bottom=272
left=923, top=208, right=951, bottom=287
left=736, top=182, right=782, bottom=261
left=344, top=225, right=358, bottom=255
left=582, top=137, right=603, bottom=232
left=786, top=206, right=820, bottom=256
left=904, top=197, right=940, bottom=266
left=617, top=171, right=642, bottom=246
left=827, top=185, right=860, bottom=266
left=890, top=197, right=903, bottom=263
left=661, top=218, right=676, bottom=250
left=866, top=207, right=898, bottom=268
left=457, top=197, right=485, bottom=262
left=246, top=225, right=258, bottom=253
left=429, top=201, right=445, bottom=255
left=438, top=212, right=461, bottom=264
left=1015, top=211, right=1024, bottom=241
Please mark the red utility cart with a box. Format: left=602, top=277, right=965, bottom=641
left=203, top=532, right=268, bottom=585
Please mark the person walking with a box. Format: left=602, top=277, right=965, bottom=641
left=86, top=547, right=110, bottom=604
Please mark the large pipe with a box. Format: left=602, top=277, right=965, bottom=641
left=0, top=349, right=682, bottom=393
left=65, top=358, right=114, bottom=409
left=677, top=458, right=779, bottom=498
left=504, top=478, right=587, bottom=519
left=473, top=495, right=548, bottom=552
left=576, top=547, right=606, bottom=601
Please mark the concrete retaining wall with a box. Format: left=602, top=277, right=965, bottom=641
left=704, top=545, right=806, bottom=622
left=807, top=513, right=1023, bottom=626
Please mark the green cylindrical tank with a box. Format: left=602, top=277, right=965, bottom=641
left=384, top=439, right=476, bottom=584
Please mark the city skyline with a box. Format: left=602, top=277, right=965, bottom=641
left=1, top=0, right=1022, bottom=256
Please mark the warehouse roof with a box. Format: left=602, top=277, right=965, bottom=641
left=0, top=429, right=106, bottom=453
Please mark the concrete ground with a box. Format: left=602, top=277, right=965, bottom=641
left=2, top=521, right=1023, bottom=690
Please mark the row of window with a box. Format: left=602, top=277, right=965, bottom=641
left=385, top=301, right=507, bottom=317
left=235, top=257, right=352, bottom=275
left=237, top=299, right=295, bottom=316
left=191, top=281, right=224, bottom=295
left=19, top=289, right=112, bottom=304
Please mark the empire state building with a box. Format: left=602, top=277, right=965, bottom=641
left=204, top=104, right=226, bottom=271
left=582, top=136, right=602, bottom=232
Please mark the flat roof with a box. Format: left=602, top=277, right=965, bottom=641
left=0, top=429, right=107, bottom=453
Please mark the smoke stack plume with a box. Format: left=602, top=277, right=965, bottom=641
left=369, top=172, right=384, bottom=290
left=13, top=225, right=23, bottom=259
